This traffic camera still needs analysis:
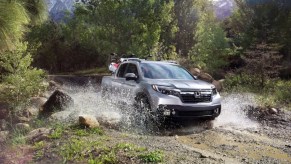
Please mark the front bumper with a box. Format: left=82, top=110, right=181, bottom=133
left=148, top=89, right=222, bottom=118
left=157, top=104, right=221, bottom=118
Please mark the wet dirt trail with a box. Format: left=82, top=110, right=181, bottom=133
left=49, top=75, right=291, bottom=163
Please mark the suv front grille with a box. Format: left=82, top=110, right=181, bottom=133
left=180, top=90, right=212, bottom=103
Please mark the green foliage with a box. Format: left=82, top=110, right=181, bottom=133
left=273, top=80, right=291, bottom=105
left=34, top=141, right=45, bottom=150
left=73, top=127, right=104, bottom=137
left=49, top=124, right=65, bottom=139
left=139, top=150, right=164, bottom=163
left=60, top=138, right=102, bottom=161
left=223, top=73, right=263, bottom=92
left=228, top=0, right=291, bottom=78
left=224, top=73, right=291, bottom=108
left=174, top=0, right=206, bottom=57
left=27, top=0, right=178, bottom=73
left=0, top=42, right=45, bottom=107
left=189, top=11, right=230, bottom=73
left=9, top=128, right=29, bottom=145
left=243, top=42, right=282, bottom=87
left=0, top=0, right=47, bottom=52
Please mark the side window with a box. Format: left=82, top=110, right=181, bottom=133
left=117, top=63, right=127, bottom=77
left=125, top=64, right=138, bottom=77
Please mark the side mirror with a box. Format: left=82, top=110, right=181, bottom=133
left=125, top=73, right=138, bottom=81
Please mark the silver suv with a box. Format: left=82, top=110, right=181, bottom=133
left=101, top=59, right=221, bottom=121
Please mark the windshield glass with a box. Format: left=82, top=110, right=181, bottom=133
left=140, top=63, right=194, bottom=80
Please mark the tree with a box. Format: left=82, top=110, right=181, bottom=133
left=0, top=0, right=47, bottom=52
left=243, top=42, right=282, bottom=87
left=189, top=10, right=230, bottom=73
left=173, top=0, right=209, bottom=57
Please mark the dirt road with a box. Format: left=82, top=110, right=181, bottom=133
left=54, top=79, right=291, bottom=164
left=1, top=76, right=290, bottom=164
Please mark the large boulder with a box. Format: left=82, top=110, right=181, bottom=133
left=41, top=90, right=74, bottom=116
left=198, top=73, right=214, bottom=83
left=190, top=68, right=201, bottom=76
left=212, top=80, right=223, bottom=92
left=79, top=115, right=100, bottom=128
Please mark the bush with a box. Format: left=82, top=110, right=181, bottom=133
left=274, top=80, right=291, bottom=105
left=0, top=42, right=46, bottom=108
left=223, top=72, right=262, bottom=92
left=224, top=72, right=291, bottom=109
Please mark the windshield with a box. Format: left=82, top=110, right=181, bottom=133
left=140, top=63, right=194, bottom=80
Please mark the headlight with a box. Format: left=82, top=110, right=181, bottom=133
left=212, top=88, right=217, bottom=95
left=152, top=85, right=180, bottom=97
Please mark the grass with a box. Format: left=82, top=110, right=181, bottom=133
left=4, top=121, right=165, bottom=163
left=139, top=150, right=165, bottom=163
left=9, top=128, right=29, bottom=145
left=48, top=124, right=164, bottom=163
left=48, top=124, right=65, bottom=139
left=70, top=124, right=104, bottom=136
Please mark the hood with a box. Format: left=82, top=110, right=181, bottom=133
left=146, top=79, right=214, bottom=90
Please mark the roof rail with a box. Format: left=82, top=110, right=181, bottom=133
left=120, top=58, right=145, bottom=62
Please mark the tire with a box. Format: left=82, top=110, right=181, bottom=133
left=134, top=95, right=159, bottom=133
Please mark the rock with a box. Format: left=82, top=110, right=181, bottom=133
left=79, top=115, right=100, bottom=128
left=190, top=68, right=201, bottom=76
left=15, top=123, right=30, bottom=131
left=212, top=80, right=222, bottom=92
left=0, top=131, right=9, bottom=143
left=175, top=135, right=179, bottom=139
left=41, top=90, right=74, bottom=116
left=26, top=107, right=39, bottom=117
left=16, top=116, right=31, bottom=123
left=26, top=128, right=51, bottom=143
left=199, top=153, right=208, bottom=158
left=0, top=119, right=7, bottom=131
left=97, top=112, right=121, bottom=129
left=29, top=97, right=47, bottom=109
left=269, top=108, right=278, bottom=115
left=198, top=73, right=214, bottom=83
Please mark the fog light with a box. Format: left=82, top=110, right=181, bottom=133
left=163, top=109, right=171, bottom=116
left=214, top=108, right=219, bottom=114
left=172, top=110, right=176, bottom=115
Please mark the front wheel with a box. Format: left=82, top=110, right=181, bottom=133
left=133, top=95, right=161, bottom=133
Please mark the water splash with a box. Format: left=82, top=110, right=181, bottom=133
left=213, top=93, right=259, bottom=129
left=50, top=81, right=148, bottom=132
left=50, top=81, right=259, bottom=133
